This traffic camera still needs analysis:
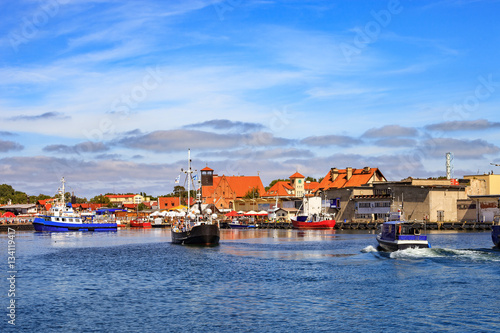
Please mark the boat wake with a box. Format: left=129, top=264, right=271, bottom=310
left=361, top=245, right=379, bottom=253
left=389, top=247, right=500, bottom=262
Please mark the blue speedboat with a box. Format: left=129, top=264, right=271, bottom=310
left=376, top=212, right=429, bottom=251
left=32, top=178, right=117, bottom=232
left=492, top=216, right=500, bottom=248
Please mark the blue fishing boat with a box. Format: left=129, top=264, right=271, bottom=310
left=492, top=216, right=500, bottom=248
left=32, top=178, right=117, bottom=232
left=376, top=212, right=429, bottom=251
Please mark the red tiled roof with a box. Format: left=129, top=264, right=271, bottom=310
left=72, top=203, right=105, bottom=211
left=316, top=167, right=386, bottom=191
left=289, top=172, right=304, bottom=179
left=263, top=181, right=294, bottom=197
left=203, top=175, right=265, bottom=199
left=201, top=166, right=213, bottom=171
left=305, top=181, right=320, bottom=191
left=122, top=204, right=137, bottom=209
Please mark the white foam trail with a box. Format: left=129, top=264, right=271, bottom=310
left=389, top=247, right=500, bottom=262
left=390, top=247, right=431, bottom=259
left=361, top=245, right=378, bottom=253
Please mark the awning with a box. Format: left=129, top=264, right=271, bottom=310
left=225, top=211, right=241, bottom=217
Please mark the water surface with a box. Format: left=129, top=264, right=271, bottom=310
left=1, top=229, right=498, bottom=332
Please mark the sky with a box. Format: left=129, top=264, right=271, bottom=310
left=1, top=0, right=500, bottom=199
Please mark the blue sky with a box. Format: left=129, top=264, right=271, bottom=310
left=1, top=0, right=500, bottom=198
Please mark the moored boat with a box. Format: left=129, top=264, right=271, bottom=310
left=130, top=219, right=152, bottom=228
left=492, top=215, right=500, bottom=248
left=228, top=219, right=255, bottom=229
left=291, top=215, right=336, bottom=229
left=376, top=212, right=429, bottom=251
left=290, top=194, right=336, bottom=229
left=32, top=177, right=117, bottom=232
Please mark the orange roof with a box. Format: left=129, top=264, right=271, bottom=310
left=316, top=167, right=386, bottom=191
left=305, top=181, right=320, bottom=191
left=203, top=175, right=265, bottom=199
left=122, top=203, right=137, bottom=209
left=201, top=166, right=213, bottom=171
left=71, top=203, right=104, bottom=210
left=263, top=181, right=294, bottom=197
left=289, top=172, right=304, bottom=179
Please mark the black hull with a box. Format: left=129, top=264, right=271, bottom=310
left=492, top=225, right=500, bottom=248
left=171, top=224, right=220, bottom=245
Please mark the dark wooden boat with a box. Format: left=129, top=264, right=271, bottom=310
left=171, top=223, right=220, bottom=245
left=171, top=149, right=220, bottom=246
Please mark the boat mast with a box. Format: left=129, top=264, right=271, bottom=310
left=60, top=177, right=65, bottom=205
left=187, top=149, right=191, bottom=211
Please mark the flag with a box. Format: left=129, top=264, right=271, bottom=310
left=175, top=175, right=180, bottom=184
left=193, top=174, right=198, bottom=181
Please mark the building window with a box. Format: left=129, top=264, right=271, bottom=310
left=359, top=202, right=371, bottom=208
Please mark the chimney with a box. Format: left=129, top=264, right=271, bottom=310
left=346, top=167, right=353, bottom=181
left=363, top=166, right=370, bottom=173
left=330, top=168, right=339, bottom=181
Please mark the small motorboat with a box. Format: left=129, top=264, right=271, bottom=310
left=376, top=212, right=429, bottom=251
left=228, top=219, right=252, bottom=229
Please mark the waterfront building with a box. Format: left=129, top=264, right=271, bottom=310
left=316, top=167, right=387, bottom=221
left=468, top=194, right=500, bottom=222
left=464, top=173, right=500, bottom=195
left=157, top=197, right=195, bottom=210
left=105, top=194, right=148, bottom=205
left=263, top=172, right=319, bottom=198
left=201, top=167, right=266, bottom=211
left=274, top=208, right=299, bottom=220
left=349, top=178, right=469, bottom=223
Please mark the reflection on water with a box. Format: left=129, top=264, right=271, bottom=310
left=219, top=229, right=357, bottom=260
left=32, top=227, right=172, bottom=249
left=221, top=229, right=336, bottom=242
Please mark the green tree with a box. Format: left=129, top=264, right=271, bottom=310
left=244, top=187, right=260, bottom=199
left=90, top=195, right=111, bottom=205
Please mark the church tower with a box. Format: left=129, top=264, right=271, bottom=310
left=201, top=166, right=214, bottom=186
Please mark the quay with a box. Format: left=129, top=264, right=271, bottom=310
left=335, top=220, right=494, bottom=231
left=222, top=220, right=495, bottom=231
left=1, top=221, right=493, bottom=232
left=0, top=223, right=34, bottom=232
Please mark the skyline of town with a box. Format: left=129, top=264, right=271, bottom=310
left=1, top=1, right=499, bottom=199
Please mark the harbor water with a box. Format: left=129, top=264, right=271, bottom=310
left=1, top=229, right=499, bottom=332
